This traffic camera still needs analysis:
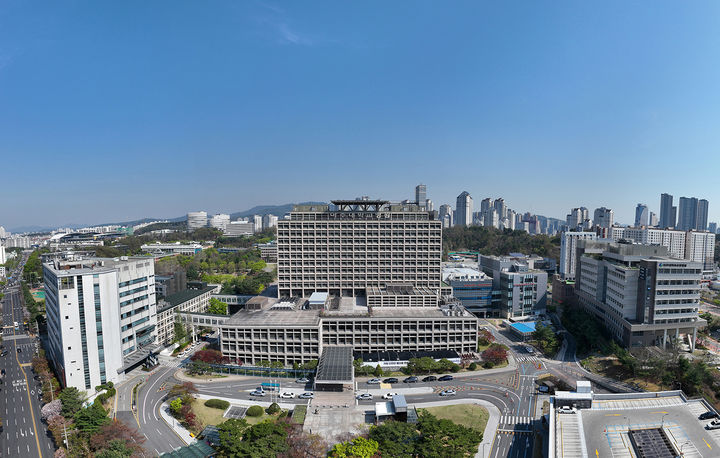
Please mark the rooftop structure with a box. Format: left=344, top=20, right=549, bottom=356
left=314, top=346, right=354, bottom=391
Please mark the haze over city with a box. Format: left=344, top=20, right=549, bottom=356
left=3, top=1, right=720, bottom=228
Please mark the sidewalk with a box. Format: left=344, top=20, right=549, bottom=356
left=173, top=369, right=256, bottom=384
left=354, top=358, right=518, bottom=383
left=193, top=393, right=298, bottom=410
left=414, top=398, right=500, bottom=458
left=159, top=401, right=195, bottom=446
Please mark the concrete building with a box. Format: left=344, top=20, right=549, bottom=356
left=141, top=242, right=203, bottom=256
left=209, top=214, right=230, bottom=231
left=649, top=211, right=658, bottom=227
left=156, top=284, right=215, bottom=346
left=482, top=208, right=499, bottom=229
left=455, top=192, right=473, bottom=227
left=493, top=198, right=507, bottom=220
left=593, top=207, right=613, bottom=230
left=263, top=214, right=278, bottom=230
left=709, top=222, right=718, bottom=234
left=224, top=221, right=254, bottom=237
left=0, top=226, right=5, bottom=238
left=559, top=231, right=597, bottom=280
left=255, top=241, right=277, bottom=262
left=187, top=211, right=207, bottom=230
left=0, top=244, right=5, bottom=265
left=574, top=241, right=705, bottom=349
left=659, top=193, right=676, bottom=229
left=154, top=271, right=187, bottom=299
left=217, top=299, right=478, bottom=366
left=442, top=265, right=494, bottom=317
left=634, top=204, right=649, bottom=227
left=276, top=199, right=442, bottom=297
left=43, top=256, right=157, bottom=393
left=610, top=227, right=715, bottom=271
left=252, top=215, right=263, bottom=233
left=566, top=207, right=589, bottom=231
left=479, top=254, right=547, bottom=318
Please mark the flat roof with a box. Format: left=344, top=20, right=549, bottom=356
left=308, top=292, right=329, bottom=303
left=224, top=309, right=321, bottom=327
left=158, top=286, right=215, bottom=312
left=315, top=346, right=353, bottom=383
left=510, top=321, right=537, bottom=333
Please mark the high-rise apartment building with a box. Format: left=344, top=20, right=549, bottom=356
left=559, top=231, right=597, bottom=280
left=483, top=209, right=499, bottom=229
left=677, top=197, right=708, bottom=231
left=415, top=184, right=426, bottom=207
left=0, top=245, right=5, bottom=265
left=709, top=222, right=718, bottom=234
left=263, top=214, right=278, bottom=230
left=439, top=204, right=453, bottom=228
left=575, top=241, right=704, bottom=349
left=43, top=257, right=157, bottom=393
left=480, top=198, right=493, bottom=215
left=252, top=215, right=263, bottom=232
left=187, top=211, right=208, bottom=230
left=566, top=207, right=589, bottom=230
left=659, top=193, right=676, bottom=228
left=493, top=198, right=506, bottom=220
left=649, top=212, right=658, bottom=227
left=593, top=207, right=614, bottom=229
left=697, top=199, right=709, bottom=231
left=635, top=204, right=649, bottom=227
left=276, top=200, right=442, bottom=297
left=456, top=191, right=473, bottom=227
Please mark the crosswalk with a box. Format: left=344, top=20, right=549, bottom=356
left=158, top=356, right=185, bottom=368
left=515, top=355, right=543, bottom=364
left=500, top=415, right=534, bottom=426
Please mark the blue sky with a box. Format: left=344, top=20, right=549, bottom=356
left=2, top=1, right=720, bottom=230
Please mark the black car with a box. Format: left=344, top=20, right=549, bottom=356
left=0, top=351, right=7, bottom=357
left=699, top=411, right=719, bottom=420
left=422, top=376, right=437, bottom=382
left=383, top=377, right=399, bottom=384
left=17, top=348, right=21, bottom=353
left=438, top=375, right=454, bottom=381
left=403, top=376, right=419, bottom=383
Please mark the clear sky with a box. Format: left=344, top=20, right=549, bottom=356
left=2, top=1, right=720, bottom=230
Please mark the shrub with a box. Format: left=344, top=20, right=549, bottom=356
left=483, top=361, right=495, bottom=369
left=246, top=405, right=264, bottom=417
left=204, top=399, right=230, bottom=410
left=468, top=362, right=478, bottom=371
left=266, top=402, right=280, bottom=415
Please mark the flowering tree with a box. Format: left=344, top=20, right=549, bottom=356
left=41, top=400, right=62, bottom=421
left=481, top=344, right=508, bottom=365
left=190, top=349, right=229, bottom=365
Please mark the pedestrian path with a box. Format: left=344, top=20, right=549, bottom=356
left=499, top=415, right=534, bottom=429
left=514, top=355, right=543, bottom=364
left=591, top=396, right=684, bottom=410
left=158, top=356, right=185, bottom=368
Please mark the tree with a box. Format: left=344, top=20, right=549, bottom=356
left=266, top=402, right=281, bottom=415
left=94, top=439, right=137, bottom=458
left=191, top=349, right=229, bottom=365
left=330, top=436, right=379, bottom=458
left=478, top=329, right=495, bottom=347
left=41, top=399, right=62, bottom=421
left=217, top=419, right=249, bottom=456
left=168, top=382, right=198, bottom=399
left=246, top=405, right=264, bottom=417
left=281, top=421, right=328, bottom=458
left=208, top=298, right=228, bottom=315
left=369, top=421, right=418, bottom=457
left=74, top=403, right=110, bottom=434
left=59, top=387, right=85, bottom=418
left=90, top=419, right=145, bottom=455
left=482, top=344, right=508, bottom=365
left=48, top=415, right=73, bottom=449
left=173, top=315, right=188, bottom=342
left=373, top=364, right=383, bottom=377
left=169, top=398, right=183, bottom=414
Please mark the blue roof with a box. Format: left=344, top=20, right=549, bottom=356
left=510, top=322, right=536, bottom=334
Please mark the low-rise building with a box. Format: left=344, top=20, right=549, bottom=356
left=156, top=284, right=215, bottom=346
left=442, top=265, right=494, bottom=317
left=141, top=242, right=203, bottom=256
left=255, top=241, right=277, bottom=262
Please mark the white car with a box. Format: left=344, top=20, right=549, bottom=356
left=439, top=389, right=456, bottom=397
left=298, top=392, right=314, bottom=399
left=558, top=406, right=576, bottom=414
left=250, top=390, right=266, bottom=397
left=525, top=346, right=535, bottom=353
left=366, top=378, right=381, bottom=384
left=382, top=392, right=399, bottom=400
left=279, top=392, right=295, bottom=399
left=357, top=393, right=373, bottom=400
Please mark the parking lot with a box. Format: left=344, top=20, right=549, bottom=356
left=580, top=401, right=719, bottom=458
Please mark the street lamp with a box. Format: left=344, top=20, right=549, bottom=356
left=680, top=441, right=691, bottom=456
left=661, top=413, right=669, bottom=427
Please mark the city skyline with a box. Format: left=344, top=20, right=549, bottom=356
left=3, top=2, right=720, bottom=228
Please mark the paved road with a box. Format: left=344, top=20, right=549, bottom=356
left=0, top=287, right=55, bottom=457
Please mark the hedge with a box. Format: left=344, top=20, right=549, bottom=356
left=246, top=405, right=264, bottom=417
left=266, top=402, right=280, bottom=415
left=204, top=399, right=230, bottom=410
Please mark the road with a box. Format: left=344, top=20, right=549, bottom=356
left=0, top=287, right=55, bottom=457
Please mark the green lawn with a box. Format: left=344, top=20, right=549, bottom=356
left=191, top=400, right=228, bottom=428
left=421, top=404, right=489, bottom=432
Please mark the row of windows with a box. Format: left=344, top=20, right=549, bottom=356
left=118, top=276, right=147, bottom=288
left=119, top=285, right=148, bottom=298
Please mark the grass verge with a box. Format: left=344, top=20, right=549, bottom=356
left=420, top=404, right=489, bottom=432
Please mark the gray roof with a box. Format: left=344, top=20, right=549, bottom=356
left=315, top=346, right=354, bottom=383
left=158, top=286, right=215, bottom=313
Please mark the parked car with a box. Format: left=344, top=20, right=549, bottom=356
left=367, top=378, right=382, bottom=384
left=438, top=375, right=454, bottom=382
left=699, top=411, right=719, bottom=420
left=525, top=346, right=535, bottom=353
left=295, top=378, right=310, bottom=384
left=382, top=392, right=399, bottom=400
left=279, top=392, right=295, bottom=399
left=298, top=392, right=315, bottom=399
left=710, top=419, right=720, bottom=426
left=707, top=423, right=720, bottom=430
left=558, top=406, right=576, bottom=414
left=16, top=348, right=21, bottom=353
left=249, top=390, right=266, bottom=397
left=422, top=376, right=437, bottom=382
left=357, top=393, right=373, bottom=401
left=383, top=378, right=399, bottom=384
left=439, top=389, right=456, bottom=397
left=403, top=376, right=419, bottom=383
left=538, top=385, right=549, bottom=393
